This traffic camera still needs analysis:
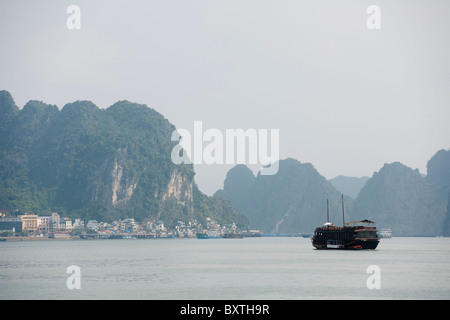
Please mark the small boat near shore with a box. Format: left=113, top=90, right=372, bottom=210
left=223, top=232, right=244, bottom=239
left=196, top=228, right=222, bottom=239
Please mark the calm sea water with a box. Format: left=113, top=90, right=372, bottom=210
left=1, top=237, right=449, bottom=300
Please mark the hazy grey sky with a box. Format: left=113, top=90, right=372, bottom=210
left=1, top=0, right=449, bottom=195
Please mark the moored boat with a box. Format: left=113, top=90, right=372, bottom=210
left=378, top=228, right=392, bottom=238
left=223, top=232, right=244, bottom=239
left=196, top=228, right=222, bottom=239
left=196, top=233, right=209, bottom=239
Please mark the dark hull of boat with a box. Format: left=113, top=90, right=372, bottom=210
left=223, top=233, right=244, bottom=239
left=312, top=239, right=379, bottom=250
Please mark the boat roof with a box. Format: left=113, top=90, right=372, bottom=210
left=346, top=219, right=376, bottom=225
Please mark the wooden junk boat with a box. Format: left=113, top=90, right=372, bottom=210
left=311, top=195, right=379, bottom=250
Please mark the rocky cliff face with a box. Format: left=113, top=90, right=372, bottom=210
left=163, top=168, right=193, bottom=208
left=111, top=152, right=138, bottom=208
left=350, top=150, right=450, bottom=236
left=0, top=90, right=245, bottom=227
left=350, top=162, right=428, bottom=235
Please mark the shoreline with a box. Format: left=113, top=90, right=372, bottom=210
left=0, top=236, right=80, bottom=242
left=1, top=235, right=446, bottom=242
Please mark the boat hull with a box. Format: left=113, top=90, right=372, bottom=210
left=196, top=233, right=208, bottom=239
left=223, top=233, right=244, bottom=239
left=312, top=239, right=379, bottom=250
left=311, top=225, right=380, bottom=250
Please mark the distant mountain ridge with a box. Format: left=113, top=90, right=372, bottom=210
left=0, top=90, right=248, bottom=228
left=216, top=151, right=450, bottom=236
left=215, top=158, right=353, bottom=234
left=350, top=150, right=450, bottom=236
left=2, top=90, right=449, bottom=236
left=350, top=162, right=429, bottom=235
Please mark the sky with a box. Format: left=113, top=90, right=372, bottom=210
left=1, top=0, right=449, bottom=195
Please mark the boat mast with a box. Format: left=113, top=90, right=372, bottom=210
left=327, top=199, right=330, bottom=223
left=341, top=194, right=345, bottom=226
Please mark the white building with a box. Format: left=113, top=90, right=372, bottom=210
left=73, top=219, right=85, bottom=229
left=37, top=216, right=52, bottom=234
left=60, top=217, right=73, bottom=230
left=51, top=212, right=60, bottom=230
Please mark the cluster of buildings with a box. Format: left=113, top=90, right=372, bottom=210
left=0, top=211, right=154, bottom=238
left=81, top=218, right=241, bottom=239
left=0, top=212, right=249, bottom=239
left=0, top=212, right=76, bottom=235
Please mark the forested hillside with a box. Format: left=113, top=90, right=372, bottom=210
left=0, top=90, right=247, bottom=228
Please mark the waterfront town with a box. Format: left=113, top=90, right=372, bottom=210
left=0, top=211, right=264, bottom=240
